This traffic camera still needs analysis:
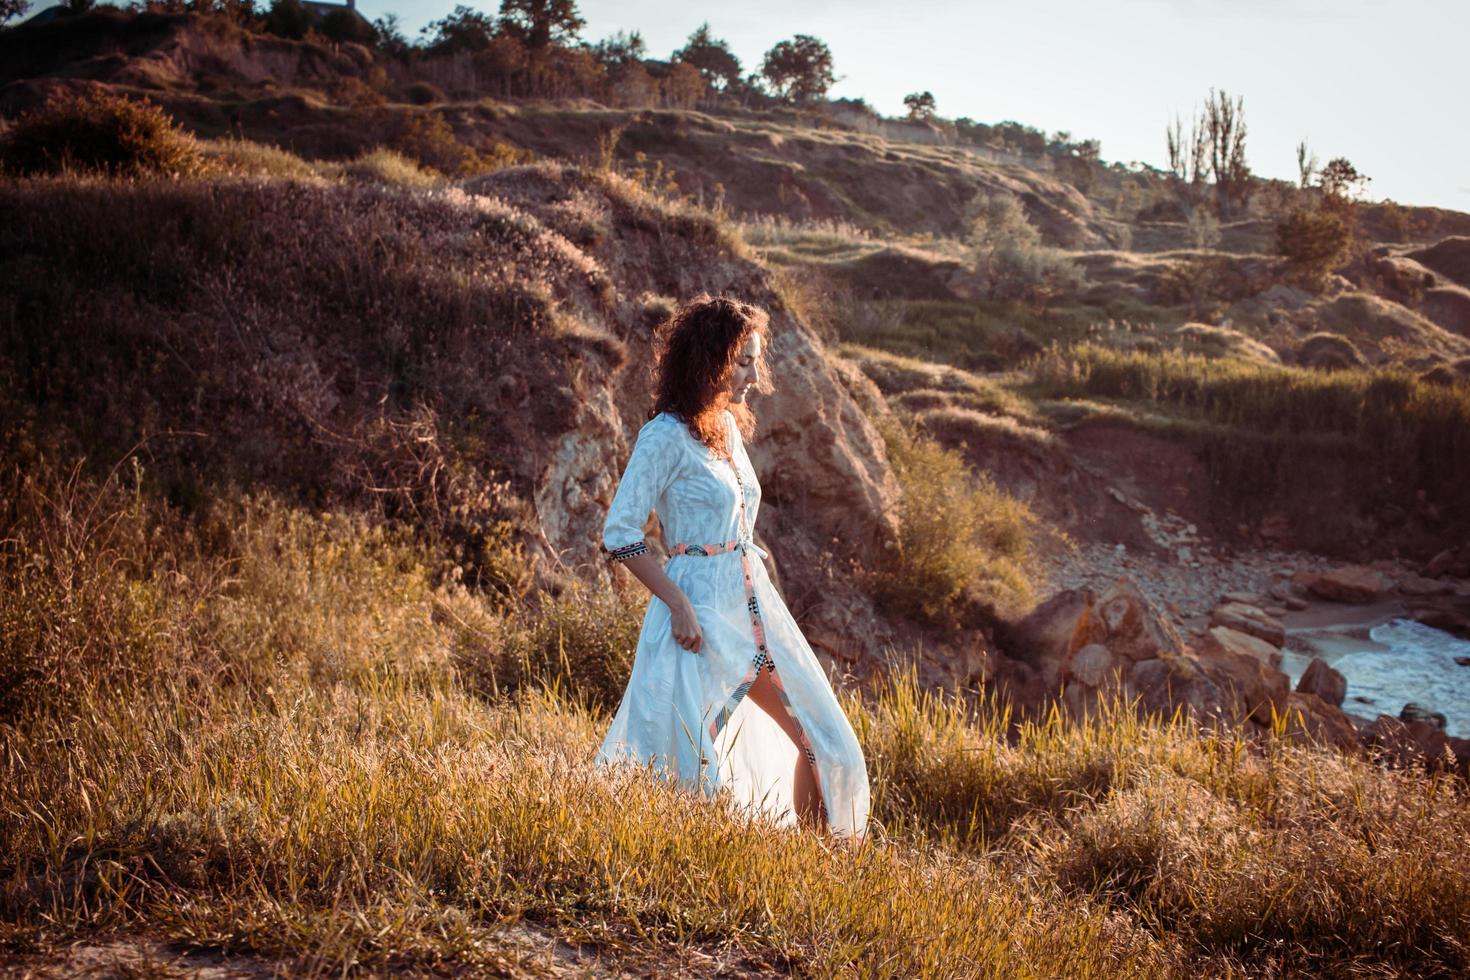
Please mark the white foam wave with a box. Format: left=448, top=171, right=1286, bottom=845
left=1328, top=619, right=1470, bottom=738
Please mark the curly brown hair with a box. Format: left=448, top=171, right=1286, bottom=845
left=650, top=295, right=772, bottom=457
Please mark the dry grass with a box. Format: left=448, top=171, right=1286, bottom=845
left=838, top=343, right=1037, bottom=421
left=0, top=459, right=1166, bottom=978
left=3, top=455, right=1469, bottom=976
left=331, top=146, right=440, bottom=187
left=200, top=136, right=319, bottom=178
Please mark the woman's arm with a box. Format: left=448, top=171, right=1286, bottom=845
left=618, top=553, right=703, bottom=653
left=602, top=417, right=702, bottom=653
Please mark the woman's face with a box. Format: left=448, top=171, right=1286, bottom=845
left=728, top=331, right=762, bottom=403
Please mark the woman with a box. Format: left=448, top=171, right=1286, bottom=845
left=593, top=295, right=870, bottom=843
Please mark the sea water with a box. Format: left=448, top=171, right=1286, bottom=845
left=1304, top=619, right=1470, bottom=739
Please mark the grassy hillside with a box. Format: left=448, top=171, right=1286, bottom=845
left=5, top=441, right=1470, bottom=977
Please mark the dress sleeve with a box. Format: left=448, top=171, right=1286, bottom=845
left=602, top=417, right=680, bottom=561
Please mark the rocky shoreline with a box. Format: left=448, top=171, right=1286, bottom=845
left=1017, top=536, right=1470, bottom=776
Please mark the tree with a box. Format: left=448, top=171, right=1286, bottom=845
left=1203, top=88, right=1250, bottom=219
left=903, top=90, right=936, bottom=121
left=760, top=34, right=834, bottom=103
left=1296, top=139, right=1318, bottom=190
left=421, top=4, right=497, bottom=55
left=264, top=0, right=311, bottom=40
left=673, top=22, right=741, bottom=92
left=588, top=29, right=644, bottom=69
left=1318, top=157, right=1370, bottom=206
left=0, top=0, right=31, bottom=24
left=661, top=61, right=705, bottom=110
left=497, top=0, right=583, bottom=50
left=320, top=7, right=377, bottom=44
left=1165, top=112, right=1208, bottom=186
left=372, top=14, right=413, bottom=60
left=1165, top=89, right=1250, bottom=219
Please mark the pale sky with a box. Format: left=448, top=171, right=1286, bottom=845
left=344, top=0, right=1466, bottom=212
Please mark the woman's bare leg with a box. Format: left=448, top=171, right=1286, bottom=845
left=744, top=663, right=826, bottom=832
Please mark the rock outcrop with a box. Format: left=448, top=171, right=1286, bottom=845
left=1296, top=657, right=1347, bottom=708
left=1307, top=565, right=1391, bottom=604
left=1005, top=576, right=1370, bottom=750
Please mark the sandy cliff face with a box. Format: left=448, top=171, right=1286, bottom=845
left=463, top=164, right=901, bottom=583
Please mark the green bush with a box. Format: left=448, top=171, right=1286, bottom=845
left=1276, top=205, right=1352, bottom=289
left=966, top=192, right=1084, bottom=310
left=871, top=417, right=1033, bottom=624
left=0, top=89, right=204, bottom=178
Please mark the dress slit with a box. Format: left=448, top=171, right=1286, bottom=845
left=705, top=565, right=831, bottom=829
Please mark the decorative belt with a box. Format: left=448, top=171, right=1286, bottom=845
left=669, top=538, right=769, bottom=560
left=669, top=459, right=828, bottom=828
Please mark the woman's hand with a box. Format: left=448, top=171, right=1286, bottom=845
left=669, top=593, right=704, bottom=653
left=611, top=552, right=702, bottom=653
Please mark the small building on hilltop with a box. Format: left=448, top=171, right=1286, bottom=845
left=300, top=0, right=371, bottom=31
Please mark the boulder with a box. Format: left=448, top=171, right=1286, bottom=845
left=1009, top=589, right=1104, bottom=690
left=1296, top=657, right=1347, bottom=707
left=1421, top=544, right=1470, bottom=580
left=1125, top=656, right=1231, bottom=724
left=1424, top=548, right=1457, bottom=579
left=1400, top=702, right=1448, bottom=730
left=1067, top=643, right=1120, bottom=689
left=1282, top=691, right=1363, bottom=753
left=1411, top=602, right=1470, bottom=641
left=1398, top=573, right=1453, bottom=597
left=1289, top=569, right=1323, bottom=595
left=1362, top=714, right=1454, bottom=772
left=1194, top=646, right=1291, bottom=725
left=1309, top=565, right=1390, bottom=604
left=1208, top=602, right=1286, bottom=647
left=1200, top=625, right=1283, bottom=670
left=1094, top=579, right=1185, bottom=665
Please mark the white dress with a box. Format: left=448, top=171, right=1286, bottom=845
left=593, top=409, right=870, bottom=840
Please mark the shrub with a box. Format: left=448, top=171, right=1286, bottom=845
left=404, top=81, right=446, bottom=105
left=452, top=579, right=644, bottom=712
left=0, top=89, right=204, bottom=178
left=1155, top=254, right=1251, bottom=318
left=870, top=417, right=1033, bottom=624
left=387, top=113, right=527, bottom=178
left=966, top=192, right=1085, bottom=310
left=1296, top=332, right=1365, bottom=371
left=200, top=136, right=316, bottom=178
left=335, top=146, right=437, bottom=186
left=1276, top=205, right=1352, bottom=289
